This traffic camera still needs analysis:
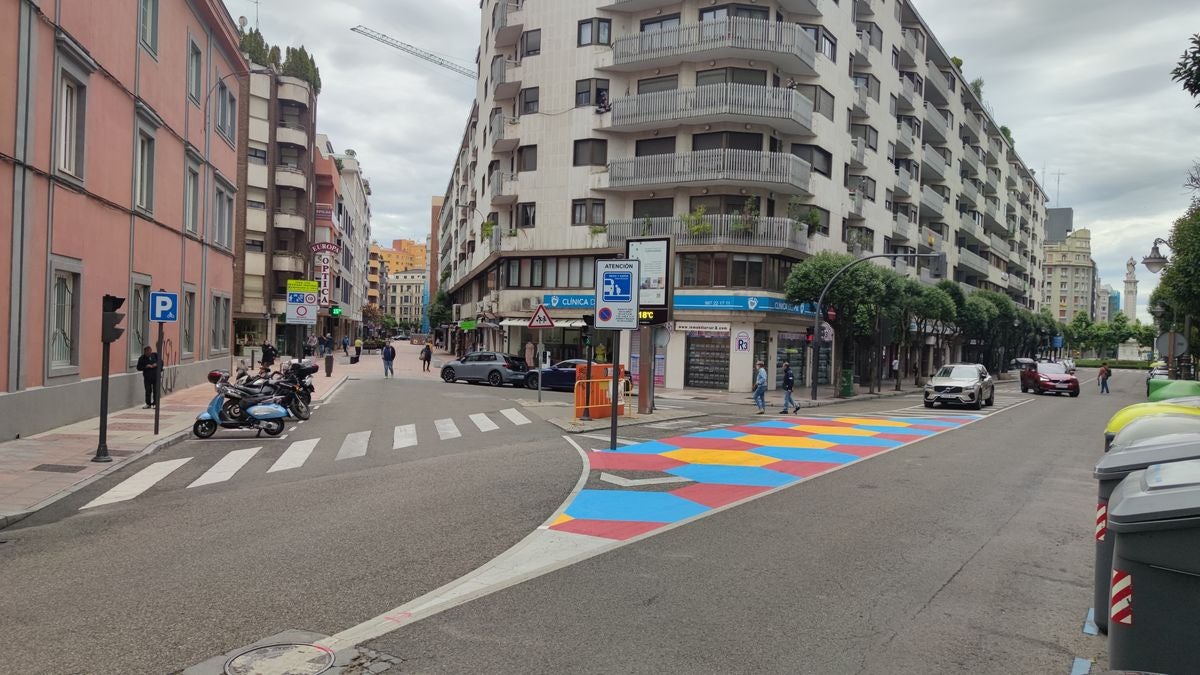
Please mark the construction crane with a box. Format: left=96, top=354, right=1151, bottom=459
left=351, top=25, right=477, bottom=80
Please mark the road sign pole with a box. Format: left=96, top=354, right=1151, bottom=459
left=93, top=340, right=113, bottom=462
left=638, top=328, right=653, bottom=415
left=610, top=332, right=621, bottom=451
left=538, top=328, right=543, bottom=403
left=154, top=321, right=164, bottom=435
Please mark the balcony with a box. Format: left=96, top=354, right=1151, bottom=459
left=896, top=122, right=916, bottom=155
left=846, top=190, right=865, bottom=220
left=919, top=185, right=945, bottom=218
left=961, top=180, right=979, bottom=205
left=892, top=211, right=914, bottom=241
left=897, top=77, right=919, bottom=112
left=894, top=166, right=912, bottom=197
left=852, top=31, right=876, bottom=66
left=989, top=233, right=1011, bottom=261
left=921, top=145, right=947, bottom=181
left=275, top=166, right=307, bottom=192
left=276, top=123, right=308, bottom=149
left=605, top=149, right=812, bottom=194
left=272, top=251, right=306, bottom=274
left=983, top=199, right=1002, bottom=228
left=957, top=247, right=988, bottom=275
left=851, top=84, right=871, bottom=118
left=607, top=83, right=813, bottom=136
left=492, top=0, right=523, bottom=49
left=924, top=66, right=950, bottom=106
left=608, top=17, right=817, bottom=76
left=1006, top=273, right=1025, bottom=293
left=490, top=171, right=518, bottom=205
left=957, top=214, right=986, bottom=245
left=489, top=113, right=519, bottom=152
left=986, top=138, right=1003, bottom=166
left=899, top=30, right=923, bottom=67
left=918, top=225, right=945, bottom=252
left=605, top=215, right=809, bottom=255
left=855, top=0, right=878, bottom=16
left=491, top=57, right=521, bottom=100
left=961, top=146, right=983, bottom=177
left=923, top=102, right=948, bottom=143
left=274, top=210, right=306, bottom=232
left=276, top=78, right=310, bottom=107
left=984, top=170, right=1000, bottom=196
left=849, top=137, right=867, bottom=169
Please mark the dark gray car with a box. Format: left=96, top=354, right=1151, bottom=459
left=441, top=352, right=528, bottom=387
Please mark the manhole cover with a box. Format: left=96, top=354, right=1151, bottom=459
left=224, top=644, right=334, bottom=675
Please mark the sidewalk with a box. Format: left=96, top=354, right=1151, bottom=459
left=0, top=356, right=367, bottom=530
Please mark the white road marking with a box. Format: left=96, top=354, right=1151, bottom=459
left=393, top=424, right=418, bottom=449
left=435, top=418, right=461, bottom=440
left=267, top=438, right=319, bottom=473
left=580, top=433, right=636, bottom=445
left=499, top=408, right=531, bottom=426
left=336, top=431, right=372, bottom=461
left=469, top=413, right=499, bottom=432
left=187, top=448, right=259, bottom=488
left=81, top=458, right=193, bottom=509
left=289, top=426, right=298, bottom=432
left=599, top=472, right=691, bottom=487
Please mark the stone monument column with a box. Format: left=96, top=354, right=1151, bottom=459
left=1123, top=257, right=1138, bottom=323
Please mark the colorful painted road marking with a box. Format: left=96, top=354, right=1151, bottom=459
left=552, top=413, right=979, bottom=540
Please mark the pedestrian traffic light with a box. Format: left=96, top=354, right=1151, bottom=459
left=580, top=325, right=591, bottom=346
left=101, top=294, right=125, bottom=343
left=331, top=305, right=343, bottom=317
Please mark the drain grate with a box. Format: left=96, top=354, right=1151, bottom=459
left=31, top=464, right=86, bottom=473
left=224, top=644, right=334, bottom=675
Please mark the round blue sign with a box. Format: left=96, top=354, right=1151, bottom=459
left=598, top=307, right=613, bottom=322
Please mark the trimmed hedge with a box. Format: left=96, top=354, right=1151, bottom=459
left=1075, top=359, right=1150, bottom=370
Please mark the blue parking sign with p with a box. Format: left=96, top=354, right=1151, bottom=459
left=149, top=291, right=179, bottom=323
left=602, top=271, right=633, bottom=302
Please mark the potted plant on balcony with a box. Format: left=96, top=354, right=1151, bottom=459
left=788, top=197, right=824, bottom=237
left=588, top=224, right=606, bottom=236
left=730, top=197, right=759, bottom=235
left=640, top=215, right=654, bottom=236
left=481, top=219, right=495, bottom=239
left=681, top=206, right=711, bottom=235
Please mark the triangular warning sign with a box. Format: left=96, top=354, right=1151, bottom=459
left=527, top=304, right=556, bottom=329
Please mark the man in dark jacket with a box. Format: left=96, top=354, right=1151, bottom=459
left=136, top=346, right=159, bottom=409
left=779, top=361, right=798, bottom=414
left=382, top=341, right=396, bottom=378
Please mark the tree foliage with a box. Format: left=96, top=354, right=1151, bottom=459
left=1000, top=125, right=1014, bottom=146
left=1154, top=201, right=1200, bottom=323
left=282, top=46, right=322, bottom=94
left=427, top=290, right=453, bottom=328
left=238, top=28, right=320, bottom=93
left=969, top=77, right=985, bottom=99
left=1171, top=33, right=1200, bottom=107
left=950, top=56, right=963, bottom=70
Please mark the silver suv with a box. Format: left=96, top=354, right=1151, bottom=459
left=924, top=363, right=995, bottom=410
left=441, top=352, right=529, bottom=387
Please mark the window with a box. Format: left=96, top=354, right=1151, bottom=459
left=517, top=145, right=538, bottom=172
left=531, top=258, right=544, bottom=287
left=184, top=163, right=200, bottom=233
left=49, top=268, right=80, bottom=369
left=215, top=82, right=236, bottom=139
left=850, top=123, right=879, bottom=150
left=689, top=195, right=749, bottom=215
left=790, top=205, right=830, bottom=235
left=130, top=282, right=150, bottom=360
left=849, top=175, right=877, bottom=201
left=135, top=131, right=155, bottom=211
left=700, top=5, right=769, bottom=21
left=248, top=147, right=267, bottom=164
left=795, top=84, right=834, bottom=120
left=696, top=67, right=767, bottom=87
left=573, top=139, right=607, bottom=166
left=181, top=289, right=195, bottom=354
left=800, top=24, right=837, bottom=61
left=57, top=75, right=86, bottom=178
left=245, top=239, right=264, bottom=253
left=638, top=75, right=678, bottom=94
left=790, top=144, right=832, bottom=177
left=892, top=47, right=900, bottom=70
left=731, top=254, right=765, bottom=287
left=692, top=131, right=761, bottom=151
left=633, top=198, right=674, bottom=218
left=855, top=21, right=883, bottom=50
left=140, top=0, right=159, bottom=53
left=641, top=15, right=681, bottom=32
left=575, top=78, right=610, bottom=107
left=578, top=18, right=611, bottom=46
left=518, top=87, right=539, bottom=114
left=210, top=295, right=230, bottom=352
left=520, top=29, right=541, bottom=57
left=572, top=199, right=606, bottom=225
left=636, top=137, right=676, bottom=156
left=213, top=181, right=234, bottom=247
left=505, top=259, right=520, bottom=287
left=516, top=202, right=536, bottom=228
left=852, top=73, right=881, bottom=101
left=679, top=253, right=728, bottom=287
left=188, top=42, right=202, bottom=101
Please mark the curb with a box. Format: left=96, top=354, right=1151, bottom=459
left=314, top=374, right=349, bottom=403
left=0, top=426, right=192, bottom=532
left=550, top=410, right=707, bottom=434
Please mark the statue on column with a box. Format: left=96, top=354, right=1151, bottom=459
left=1126, top=257, right=1138, bottom=280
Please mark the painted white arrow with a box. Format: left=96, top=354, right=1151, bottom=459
left=598, top=472, right=691, bottom=487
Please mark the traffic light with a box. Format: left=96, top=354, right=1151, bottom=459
left=580, top=325, right=591, bottom=346
left=582, top=313, right=594, bottom=327
left=931, top=252, right=948, bottom=278
left=331, top=305, right=343, bottom=317
left=101, top=294, right=125, bottom=343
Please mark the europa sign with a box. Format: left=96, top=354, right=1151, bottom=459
left=311, top=242, right=341, bottom=308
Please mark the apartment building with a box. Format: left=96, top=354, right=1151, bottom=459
left=1043, top=229, right=1097, bottom=322
left=313, top=136, right=371, bottom=341
left=387, top=270, right=427, bottom=330
left=380, top=239, right=427, bottom=275
left=438, top=0, right=1047, bottom=392
left=1, top=0, right=244, bottom=437
left=425, top=196, right=444, bottom=332
left=367, top=244, right=390, bottom=312
left=232, top=62, right=317, bottom=356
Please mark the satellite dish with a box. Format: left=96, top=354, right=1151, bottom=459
left=238, top=15, right=248, bottom=29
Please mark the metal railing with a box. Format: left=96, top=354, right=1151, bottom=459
left=609, top=83, right=813, bottom=131
left=605, top=215, right=810, bottom=253
left=607, top=149, right=812, bottom=192
left=612, top=17, right=816, bottom=71
left=489, top=113, right=515, bottom=146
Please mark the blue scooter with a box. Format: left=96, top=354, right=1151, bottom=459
left=192, top=370, right=288, bottom=439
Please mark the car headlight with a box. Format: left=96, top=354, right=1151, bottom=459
left=924, top=384, right=934, bottom=390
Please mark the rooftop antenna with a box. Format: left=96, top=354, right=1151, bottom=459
left=1050, top=171, right=1067, bottom=206
left=248, top=0, right=260, bottom=30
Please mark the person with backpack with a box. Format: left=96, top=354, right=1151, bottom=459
left=1098, top=362, right=1111, bottom=394
left=382, top=341, right=396, bottom=378
left=420, top=343, right=433, bottom=372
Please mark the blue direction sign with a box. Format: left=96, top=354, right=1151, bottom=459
left=149, top=291, right=179, bottom=323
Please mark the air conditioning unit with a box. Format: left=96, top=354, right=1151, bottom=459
left=521, top=297, right=533, bottom=311
left=452, top=304, right=462, bottom=321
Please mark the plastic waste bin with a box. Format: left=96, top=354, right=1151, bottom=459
left=1107, top=416, right=1200, bottom=454
left=1149, top=379, right=1200, bottom=402
left=1106, top=459, right=1200, bottom=672
left=1092, top=431, right=1200, bottom=633
left=1104, top=399, right=1200, bottom=450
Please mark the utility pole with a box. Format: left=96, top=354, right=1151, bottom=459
left=1050, top=171, right=1067, bottom=206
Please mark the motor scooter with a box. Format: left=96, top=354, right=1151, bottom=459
left=192, top=371, right=288, bottom=438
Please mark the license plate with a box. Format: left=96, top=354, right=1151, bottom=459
left=1056, top=383, right=1068, bottom=389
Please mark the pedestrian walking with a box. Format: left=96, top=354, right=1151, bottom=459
left=1098, top=362, right=1112, bottom=394
left=525, top=340, right=535, bottom=370
left=260, top=341, right=278, bottom=370
left=382, top=341, right=396, bottom=378
left=354, top=337, right=363, bottom=358
left=305, top=334, right=317, bottom=358
left=136, top=346, right=159, bottom=409
left=342, top=335, right=350, bottom=356
left=420, top=343, right=433, bottom=372
left=754, top=360, right=768, bottom=414
left=779, top=362, right=798, bottom=414
left=891, top=357, right=899, bottom=380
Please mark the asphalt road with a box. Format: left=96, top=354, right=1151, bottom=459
left=0, top=369, right=1134, bottom=674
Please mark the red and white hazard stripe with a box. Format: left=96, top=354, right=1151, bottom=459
left=1110, top=568, right=1133, bottom=625
left=1095, top=501, right=1107, bottom=542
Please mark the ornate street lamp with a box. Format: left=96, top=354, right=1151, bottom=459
left=1142, top=238, right=1170, bottom=274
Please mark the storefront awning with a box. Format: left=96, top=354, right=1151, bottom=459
left=499, top=318, right=587, bottom=328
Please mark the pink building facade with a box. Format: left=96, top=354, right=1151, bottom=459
left=0, top=0, right=245, bottom=438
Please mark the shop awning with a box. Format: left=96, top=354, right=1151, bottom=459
left=499, top=318, right=587, bottom=328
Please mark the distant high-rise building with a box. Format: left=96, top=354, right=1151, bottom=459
left=1108, top=287, right=1122, bottom=321
left=1097, top=283, right=1114, bottom=323
left=1045, top=207, right=1074, bottom=243
left=1043, top=229, right=1097, bottom=321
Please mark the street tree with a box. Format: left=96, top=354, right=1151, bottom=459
left=959, top=294, right=998, bottom=363
left=1155, top=201, right=1200, bottom=321
left=1064, top=311, right=1095, bottom=354
left=427, top=290, right=454, bottom=329
left=1171, top=33, right=1200, bottom=106
left=912, top=286, right=956, bottom=382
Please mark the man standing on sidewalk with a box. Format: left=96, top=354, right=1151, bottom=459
left=754, top=360, right=768, bottom=414
left=779, top=362, right=798, bottom=414
left=420, top=343, right=433, bottom=372
left=136, top=346, right=159, bottom=409
left=382, top=341, right=396, bottom=378
left=354, top=337, right=363, bottom=359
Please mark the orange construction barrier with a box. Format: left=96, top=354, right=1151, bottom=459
left=574, top=364, right=625, bottom=419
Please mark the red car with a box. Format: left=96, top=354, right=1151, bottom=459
left=1021, top=361, right=1080, bottom=397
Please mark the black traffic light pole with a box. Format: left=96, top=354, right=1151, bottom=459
left=94, top=294, right=126, bottom=462
left=811, top=253, right=944, bottom=401
left=581, top=314, right=594, bottom=421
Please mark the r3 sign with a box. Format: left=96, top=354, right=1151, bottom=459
left=735, top=331, right=751, bottom=352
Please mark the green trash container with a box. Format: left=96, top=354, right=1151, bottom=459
left=1149, top=379, right=1200, bottom=402
left=840, top=369, right=854, bottom=398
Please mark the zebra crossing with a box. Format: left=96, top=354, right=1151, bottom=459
left=79, top=407, right=535, bottom=511
left=861, top=394, right=1029, bottom=419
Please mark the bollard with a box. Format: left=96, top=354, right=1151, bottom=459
left=324, top=354, right=333, bottom=377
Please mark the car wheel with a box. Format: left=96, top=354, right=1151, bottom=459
left=1020, top=385, right=1028, bottom=393
left=985, top=390, right=995, bottom=406
left=441, top=367, right=456, bottom=383
left=525, top=374, right=539, bottom=389
left=923, top=401, right=934, bottom=408
left=973, top=391, right=983, bottom=410
left=1070, top=391, right=1080, bottom=397
left=488, top=370, right=504, bottom=387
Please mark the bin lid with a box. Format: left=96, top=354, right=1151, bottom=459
left=1109, top=459, right=1200, bottom=528
left=1095, top=432, right=1200, bottom=479
left=1108, top=417, right=1200, bottom=454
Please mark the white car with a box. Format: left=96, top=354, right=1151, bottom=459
left=924, top=363, right=995, bottom=410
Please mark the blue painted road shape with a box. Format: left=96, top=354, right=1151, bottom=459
left=602, top=271, right=633, bottom=302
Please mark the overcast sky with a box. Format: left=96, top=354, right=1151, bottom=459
left=225, top=0, right=1200, bottom=323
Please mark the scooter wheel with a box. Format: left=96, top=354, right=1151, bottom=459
left=193, top=419, right=217, bottom=439
left=290, top=399, right=311, bottom=421
left=262, top=419, right=285, bottom=436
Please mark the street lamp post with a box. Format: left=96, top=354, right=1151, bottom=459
left=1143, top=238, right=1190, bottom=379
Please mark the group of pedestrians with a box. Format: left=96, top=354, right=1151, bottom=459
left=753, top=360, right=802, bottom=415
left=379, top=342, right=434, bottom=378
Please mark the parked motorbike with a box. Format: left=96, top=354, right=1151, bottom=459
left=192, top=370, right=289, bottom=438
left=231, top=359, right=318, bottom=420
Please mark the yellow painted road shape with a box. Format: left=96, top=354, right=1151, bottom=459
left=662, top=448, right=780, bottom=467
